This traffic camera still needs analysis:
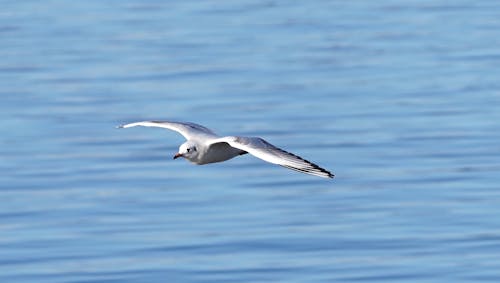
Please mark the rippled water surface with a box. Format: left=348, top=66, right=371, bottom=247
left=2, top=1, right=500, bottom=282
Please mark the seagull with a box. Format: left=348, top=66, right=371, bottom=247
left=117, top=121, right=333, bottom=178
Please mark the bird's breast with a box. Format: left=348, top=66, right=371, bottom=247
left=197, top=143, right=242, bottom=165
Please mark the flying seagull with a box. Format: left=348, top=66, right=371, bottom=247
left=117, top=121, right=333, bottom=178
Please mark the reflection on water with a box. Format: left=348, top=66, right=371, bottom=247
left=2, top=1, right=500, bottom=282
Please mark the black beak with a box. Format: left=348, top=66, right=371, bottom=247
left=173, top=153, right=182, bottom=160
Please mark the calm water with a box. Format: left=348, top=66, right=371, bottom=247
left=2, top=1, right=500, bottom=282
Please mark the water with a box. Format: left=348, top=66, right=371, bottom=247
left=2, top=1, right=500, bottom=282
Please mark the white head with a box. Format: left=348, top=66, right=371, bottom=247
left=173, top=141, right=198, bottom=161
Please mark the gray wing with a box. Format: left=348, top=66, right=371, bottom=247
left=117, top=121, right=218, bottom=140
left=210, top=136, right=334, bottom=178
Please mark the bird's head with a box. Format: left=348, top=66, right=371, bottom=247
left=174, top=141, right=198, bottom=161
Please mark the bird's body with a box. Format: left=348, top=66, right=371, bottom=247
left=118, top=120, right=333, bottom=178
left=189, top=140, right=246, bottom=165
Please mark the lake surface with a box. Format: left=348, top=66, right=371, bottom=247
left=2, top=1, right=500, bottom=282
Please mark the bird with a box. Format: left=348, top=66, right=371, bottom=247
left=117, top=121, right=333, bottom=178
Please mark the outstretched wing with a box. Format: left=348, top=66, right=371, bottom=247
left=210, top=136, right=333, bottom=178
left=117, top=121, right=218, bottom=140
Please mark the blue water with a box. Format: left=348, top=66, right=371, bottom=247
left=2, top=1, right=500, bottom=282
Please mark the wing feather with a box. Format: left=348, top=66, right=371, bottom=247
left=211, top=136, right=333, bottom=178
left=117, top=121, right=217, bottom=140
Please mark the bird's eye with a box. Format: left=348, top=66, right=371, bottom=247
left=187, top=148, right=190, bottom=152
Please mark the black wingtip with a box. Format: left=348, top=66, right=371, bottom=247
left=323, top=172, right=335, bottom=179
left=281, top=165, right=334, bottom=179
